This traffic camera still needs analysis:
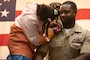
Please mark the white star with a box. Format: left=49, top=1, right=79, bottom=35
left=4, top=0, right=10, bottom=2
left=0, top=9, right=10, bottom=17
left=0, top=3, right=2, bottom=6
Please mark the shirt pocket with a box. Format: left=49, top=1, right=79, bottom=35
left=49, top=40, right=62, bottom=47
left=69, top=35, right=84, bottom=50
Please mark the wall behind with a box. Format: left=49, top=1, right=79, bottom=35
left=16, top=0, right=90, bottom=30
left=0, top=0, right=90, bottom=60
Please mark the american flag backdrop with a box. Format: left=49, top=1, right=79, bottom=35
left=0, top=0, right=90, bottom=60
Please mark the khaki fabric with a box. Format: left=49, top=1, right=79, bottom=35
left=37, top=24, right=90, bottom=60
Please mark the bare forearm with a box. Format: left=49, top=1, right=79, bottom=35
left=71, top=53, right=90, bottom=60
left=33, top=55, right=43, bottom=60
left=33, top=51, right=46, bottom=60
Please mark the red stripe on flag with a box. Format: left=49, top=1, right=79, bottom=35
left=0, top=34, right=8, bottom=46
left=76, top=9, right=90, bottom=20
left=0, top=9, right=90, bottom=46
left=15, top=9, right=90, bottom=20
left=15, top=11, right=22, bottom=17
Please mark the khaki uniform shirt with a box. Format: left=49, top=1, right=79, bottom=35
left=37, top=24, right=90, bottom=60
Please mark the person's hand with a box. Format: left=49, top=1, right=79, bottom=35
left=49, top=20, right=58, bottom=28
left=49, top=20, right=62, bottom=28
left=49, top=20, right=62, bottom=35
left=50, top=27, right=61, bottom=35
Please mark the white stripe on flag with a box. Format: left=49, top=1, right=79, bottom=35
left=76, top=19, right=90, bottom=31
left=0, top=22, right=14, bottom=34
left=0, top=46, right=9, bottom=59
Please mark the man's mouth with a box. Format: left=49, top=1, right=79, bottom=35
left=61, top=18, right=65, bottom=22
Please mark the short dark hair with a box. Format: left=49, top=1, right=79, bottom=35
left=49, top=2, right=61, bottom=19
left=63, top=1, right=77, bottom=13
left=49, top=2, right=61, bottom=9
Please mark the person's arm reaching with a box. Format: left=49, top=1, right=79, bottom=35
left=71, top=53, right=90, bottom=60
left=33, top=51, right=46, bottom=60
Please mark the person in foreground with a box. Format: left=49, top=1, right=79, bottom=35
left=33, top=1, right=90, bottom=60
left=6, top=2, right=56, bottom=60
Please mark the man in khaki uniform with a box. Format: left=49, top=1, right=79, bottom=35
left=33, top=1, right=90, bottom=60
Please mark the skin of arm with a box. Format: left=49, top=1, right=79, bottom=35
left=71, top=53, right=90, bottom=60
left=33, top=51, right=46, bottom=60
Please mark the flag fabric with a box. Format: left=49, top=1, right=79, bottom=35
left=0, top=0, right=16, bottom=59
left=0, top=0, right=16, bottom=45
left=0, top=0, right=90, bottom=60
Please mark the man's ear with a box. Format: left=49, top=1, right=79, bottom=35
left=75, top=10, right=77, bottom=14
left=74, top=10, right=77, bottom=16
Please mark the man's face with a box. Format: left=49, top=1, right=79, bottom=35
left=60, top=4, right=76, bottom=28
